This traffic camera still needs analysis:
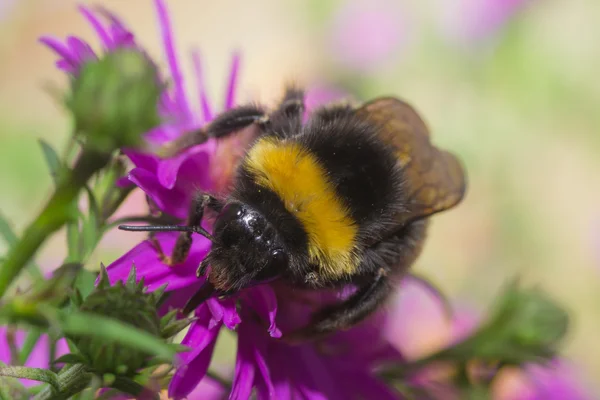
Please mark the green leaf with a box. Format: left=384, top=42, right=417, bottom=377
left=81, top=186, right=101, bottom=259
left=110, top=376, right=159, bottom=400
left=0, top=212, right=42, bottom=279
left=0, top=212, right=17, bottom=247
left=38, top=139, right=62, bottom=184
left=0, top=366, right=59, bottom=392
left=18, top=329, right=43, bottom=365
left=52, top=353, right=86, bottom=365
left=58, top=310, right=177, bottom=361
left=73, top=269, right=97, bottom=300
left=66, top=222, right=81, bottom=263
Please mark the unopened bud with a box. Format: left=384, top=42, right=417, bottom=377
left=65, top=50, right=161, bottom=153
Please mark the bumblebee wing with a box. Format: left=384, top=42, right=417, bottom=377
left=356, top=97, right=466, bottom=225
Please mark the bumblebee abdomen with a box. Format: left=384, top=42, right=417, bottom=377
left=238, top=110, right=403, bottom=280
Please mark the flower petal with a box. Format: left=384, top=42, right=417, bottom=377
left=207, top=298, right=241, bottom=330
left=39, top=37, right=78, bottom=70
left=384, top=278, right=452, bottom=360
left=187, top=376, right=228, bottom=400
left=106, top=232, right=210, bottom=291
left=230, top=322, right=257, bottom=400
left=192, top=50, right=213, bottom=122
left=0, top=328, right=69, bottom=387
left=169, top=305, right=221, bottom=399
left=156, top=144, right=213, bottom=190
left=123, top=149, right=159, bottom=172
left=66, top=36, right=96, bottom=65
left=244, top=285, right=281, bottom=338
left=225, top=52, right=240, bottom=110
left=154, top=0, right=192, bottom=120
left=78, top=5, right=112, bottom=48
left=127, top=167, right=190, bottom=219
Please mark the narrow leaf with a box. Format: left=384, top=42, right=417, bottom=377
left=0, top=303, right=178, bottom=363
left=58, top=310, right=177, bottom=361
left=73, top=269, right=97, bottom=300
left=0, top=366, right=59, bottom=391
left=110, top=376, right=159, bottom=400
left=81, top=185, right=101, bottom=258
left=18, top=329, right=43, bottom=366
left=0, top=212, right=17, bottom=246
left=52, top=353, right=86, bottom=365
left=66, top=222, right=81, bottom=263
left=0, top=213, right=42, bottom=279
left=38, top=139, right=62, bottom=184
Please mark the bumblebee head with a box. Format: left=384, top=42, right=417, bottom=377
left=206, top=202, right=288, bottom=291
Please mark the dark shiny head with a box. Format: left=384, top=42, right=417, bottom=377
left=206, top=202, right=288, bottom=291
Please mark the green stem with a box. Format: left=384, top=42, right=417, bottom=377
left=380, top=330, right=489, bottom=380
left=0, top=366, right=59, bottom=391
left=32, top=364, right=92, bottom=400
left=110, top=376, right=159, bottom=400
left=0, top=149, right=111, bottom=298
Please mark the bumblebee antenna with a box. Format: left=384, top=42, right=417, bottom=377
left=118, top=224, right=215, bottom=242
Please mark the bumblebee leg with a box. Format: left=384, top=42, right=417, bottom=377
left=269, top=86, right=305, bottom=134
left=159, top=105, right=268, bottom=157
left=284, top=220, right=427, bottom=343
left=285, top=268, right=392, bottom=343
left=161, top=193, right=223, bottom=266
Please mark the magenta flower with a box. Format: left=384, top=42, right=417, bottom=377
left=42, top=1, right=407, bottom=398
left=0, top=327, right=69, bottom=387
left=41, top=0, right=241, bottom=218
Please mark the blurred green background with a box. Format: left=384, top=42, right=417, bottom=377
left=0, top=0, right=598, bottom=390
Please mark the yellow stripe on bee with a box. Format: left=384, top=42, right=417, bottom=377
left=245, top=138, right=359, bottom=278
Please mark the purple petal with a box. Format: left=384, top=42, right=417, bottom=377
left=225, top=52, right=241, bottom=110
left=206, top=298, right=224, bottom=329
left=55, top=60, right=76, bottom=74
left=156, top=144, right=212, bottom=190
left=0, top=328, right=69, bottom=387
left=230, top=323, right=257, bottom=400
left=187, top=376, right=227, bottom=400
left=159, top=281, right=204, bottom=316
left=243, top=285, right=281, bottom=338
left=66, top=36, right=96, bottom=65
left=39, top=37, right=78, bottom=69
left=78, top=5, right=112, bottom=48
left=154, top=0, right=192, bottom=119
left=106, top=232, right=211, bottom=291
left=170, top=305, right=221, bottom=399
left=525, top=361, right=593, bottom=400
left=383, top=278, right=451, bottom=360
left=289, top=346, right=344, bottom=400
left=207, top=298, right=241, bottom=330
left=250, top=335, right=275, bottom=399
left=115, top=176, right=134, bottom=188
left=123, top=149, right=159, bottom=172
left=143, top=123, right=182, bottom=144
left=127, top=167, right=190, bottom=219
left=192, top=50, right=213, bottom=122
left=346, top=372, right=400, bottom=400
left=97, top=6, right=136, bottom=48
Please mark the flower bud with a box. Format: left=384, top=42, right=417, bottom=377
left=68, top=266, right=190, bottom=376
left=64, top=49, right=162, bottom=153
left=474, top=281, right=569, bottom=364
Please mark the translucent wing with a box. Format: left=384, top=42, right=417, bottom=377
left=356, top=97, right=466, bottom=225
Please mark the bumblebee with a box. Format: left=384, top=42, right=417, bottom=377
left=120, top=87, right=466, bottom=340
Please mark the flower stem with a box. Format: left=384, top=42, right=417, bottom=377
left=0, top=149, right=112, bottom=298
left=32, top=364, right=92, bottom=400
